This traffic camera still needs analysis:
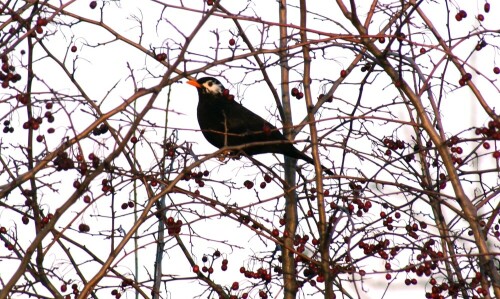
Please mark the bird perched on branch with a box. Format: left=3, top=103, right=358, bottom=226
left=187, top=77, right=333, bottom=175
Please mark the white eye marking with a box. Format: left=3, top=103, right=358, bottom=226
left=203, top=80, right=223, bottom=94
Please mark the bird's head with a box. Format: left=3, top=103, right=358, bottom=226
left=187, top=77, right=225, bottom=96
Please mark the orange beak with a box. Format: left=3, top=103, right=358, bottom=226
left=187, top=79, right=201, bottom=89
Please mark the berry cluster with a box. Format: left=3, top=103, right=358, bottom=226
left=53, top=152, right=75, bottom=171
left=34, top=17, right=49, bottom=35
left=458, top=72, right=472, bottom=86
left=155, top=53, right=167, bottom=61
left=101, top=178, right=113, bottom=193
left=92, top=123, right=109, bottom=136
left=455, top=10, right=468, bottom=21
left=193, top=250, right=229, bottom=275
left=240, top=266, right=272, bottom=284
left=446, top=135, right=463, bottom=165
left=164, top=141, right=177, bottom=158
left=59, top=283, right=82, bottom=298
left=360, top=62, right=373, bottom=72
left=165, top=216, right=182, bottom=236
left=88, top=152, right=100, bottom=169
left=475, top=40, right=487, bottom=52
left=182, top=170, right=209, bottom=188
left=120, top=201, right=135, bottom=210
left=2, top=120, right=14, bottom=133
left=1, top=55, right=22, bottom=88
left=358, top=238, right=395, bottom=260
left=475, top=120, right=500, bottom=158
left=291, top=87, right=303, bottom=99
left=243, top=180, right=254, bottom=189
left=383, top=137, right=405, bottom=156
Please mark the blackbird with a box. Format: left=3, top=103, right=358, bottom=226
left=187, top=77, right=333, bottom=175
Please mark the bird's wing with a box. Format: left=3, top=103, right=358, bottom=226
left=223, top=100, right=286, bottom=141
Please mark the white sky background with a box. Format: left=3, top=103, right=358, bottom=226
left=0, top=0, right=499, bottom=298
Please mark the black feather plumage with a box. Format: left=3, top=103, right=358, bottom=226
left=188, top=77, right=332, bottom=175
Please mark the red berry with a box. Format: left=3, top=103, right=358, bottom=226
left=263, top=174, right=272, bottom=183
left=156, top=53, right=167, bottom=61
left=229, top=38, right=235, bottom=46
left=291, top=87, right=299, bottom=96
left=378, top=37, right=386, bottom=43
left=130, top=136, right=138, bottom=143
left=340, top=69, right=347, bottom=77
left=192, top=265, right=200, bottom=273
left=484, top=3, right=490, bottom=13
left=73, top=180, right=81, bottom=189
left=296, top=92, right=303, bottom=99
left=493, top=151, right=500, bottom=159
left=89, top=1, right=97, bottom=9
left=207, top=0, right=214, bottom=5
left=385, top=273, right=392, bottom=280
left=420, top=48, right=426, bottom=54
left=78, top=223, right=90, bottom=232
left=494, top=67, right=500, bottom=74
left=455, top=13, right=462, bottom=21
left=459, top=10, right=467, bottom=18
left=36, top=135, right=44, bottom=142
left=477, top=14, right=484, bottom=21
left=71, top=45, right=77, bottom=52
left=231, top=282, right=239, bottom=290
left=36, top=18, right=48, bottom=26
left=243, top=180, right=254, bottom=189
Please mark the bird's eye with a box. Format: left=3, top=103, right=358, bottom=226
left=207, top=81, right=213, bottom=87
